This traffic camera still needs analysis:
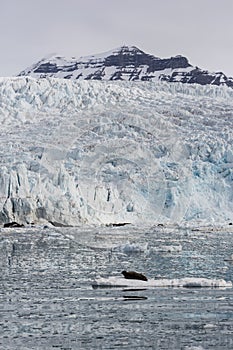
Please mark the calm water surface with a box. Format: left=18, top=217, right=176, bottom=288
left=0, top=225, right=233, bottom=349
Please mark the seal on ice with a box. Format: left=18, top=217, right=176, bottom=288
left=121, top=270, right=148, bottom=281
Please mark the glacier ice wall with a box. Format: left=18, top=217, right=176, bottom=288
left=0, top=77, right=232, bottom=225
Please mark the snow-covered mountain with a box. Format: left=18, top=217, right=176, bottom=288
left=19, top=46, right=233, bottom=89
left=0, top=77, right=232, bottom=226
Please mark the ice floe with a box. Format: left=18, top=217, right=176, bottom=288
left=93, top=276, right=232, bottom=289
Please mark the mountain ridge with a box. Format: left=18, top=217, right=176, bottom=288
left=18, top=45, right=233, bottom=88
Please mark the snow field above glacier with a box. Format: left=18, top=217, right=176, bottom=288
left=0, top=77, right=232, bottom=225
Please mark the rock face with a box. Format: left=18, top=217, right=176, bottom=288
left=18, top=46, right=233, bottom=88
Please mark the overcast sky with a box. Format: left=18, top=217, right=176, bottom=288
left=1, top=0, right=233, bottom=77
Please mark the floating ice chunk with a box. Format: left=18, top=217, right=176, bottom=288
left=184, top=347, right=206, bottom=350
left=203, top=323, right=218, bottom=329
left=112, top=242, right=148, bottom=254
left=224, top=254, right=233, bottom=261
left=93, top=277, right=232, bottom=289
left=149, top=244, right=182, bottom=253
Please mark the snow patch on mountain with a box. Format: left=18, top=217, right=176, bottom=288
left=0, top=77, right=232, bottom=226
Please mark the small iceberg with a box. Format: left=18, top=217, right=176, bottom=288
left=224, top=254, right=233, bottom=262
left=93, top=277, right=232, bottom=289
left=149, top=244, right=182, bottom=253
left=112, top=242, right=148, bottom=254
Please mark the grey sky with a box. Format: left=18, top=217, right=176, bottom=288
left=1, top=0, right=233, bottom=77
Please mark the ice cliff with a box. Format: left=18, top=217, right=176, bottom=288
left=0, top=77, right=232, bottom=226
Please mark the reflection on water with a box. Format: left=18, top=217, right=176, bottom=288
left=0, top=225, right=233, bottom=349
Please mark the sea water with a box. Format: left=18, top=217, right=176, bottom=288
left=0, top=224, right=233, bottom=349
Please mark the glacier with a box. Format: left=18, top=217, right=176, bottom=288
left=0, top=76, right=232, bottom=226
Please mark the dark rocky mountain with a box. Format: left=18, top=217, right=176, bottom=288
left=19, top=46, right=233, bottom=88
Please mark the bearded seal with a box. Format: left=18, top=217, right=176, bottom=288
left=121, top=270, right=148, bottom=281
